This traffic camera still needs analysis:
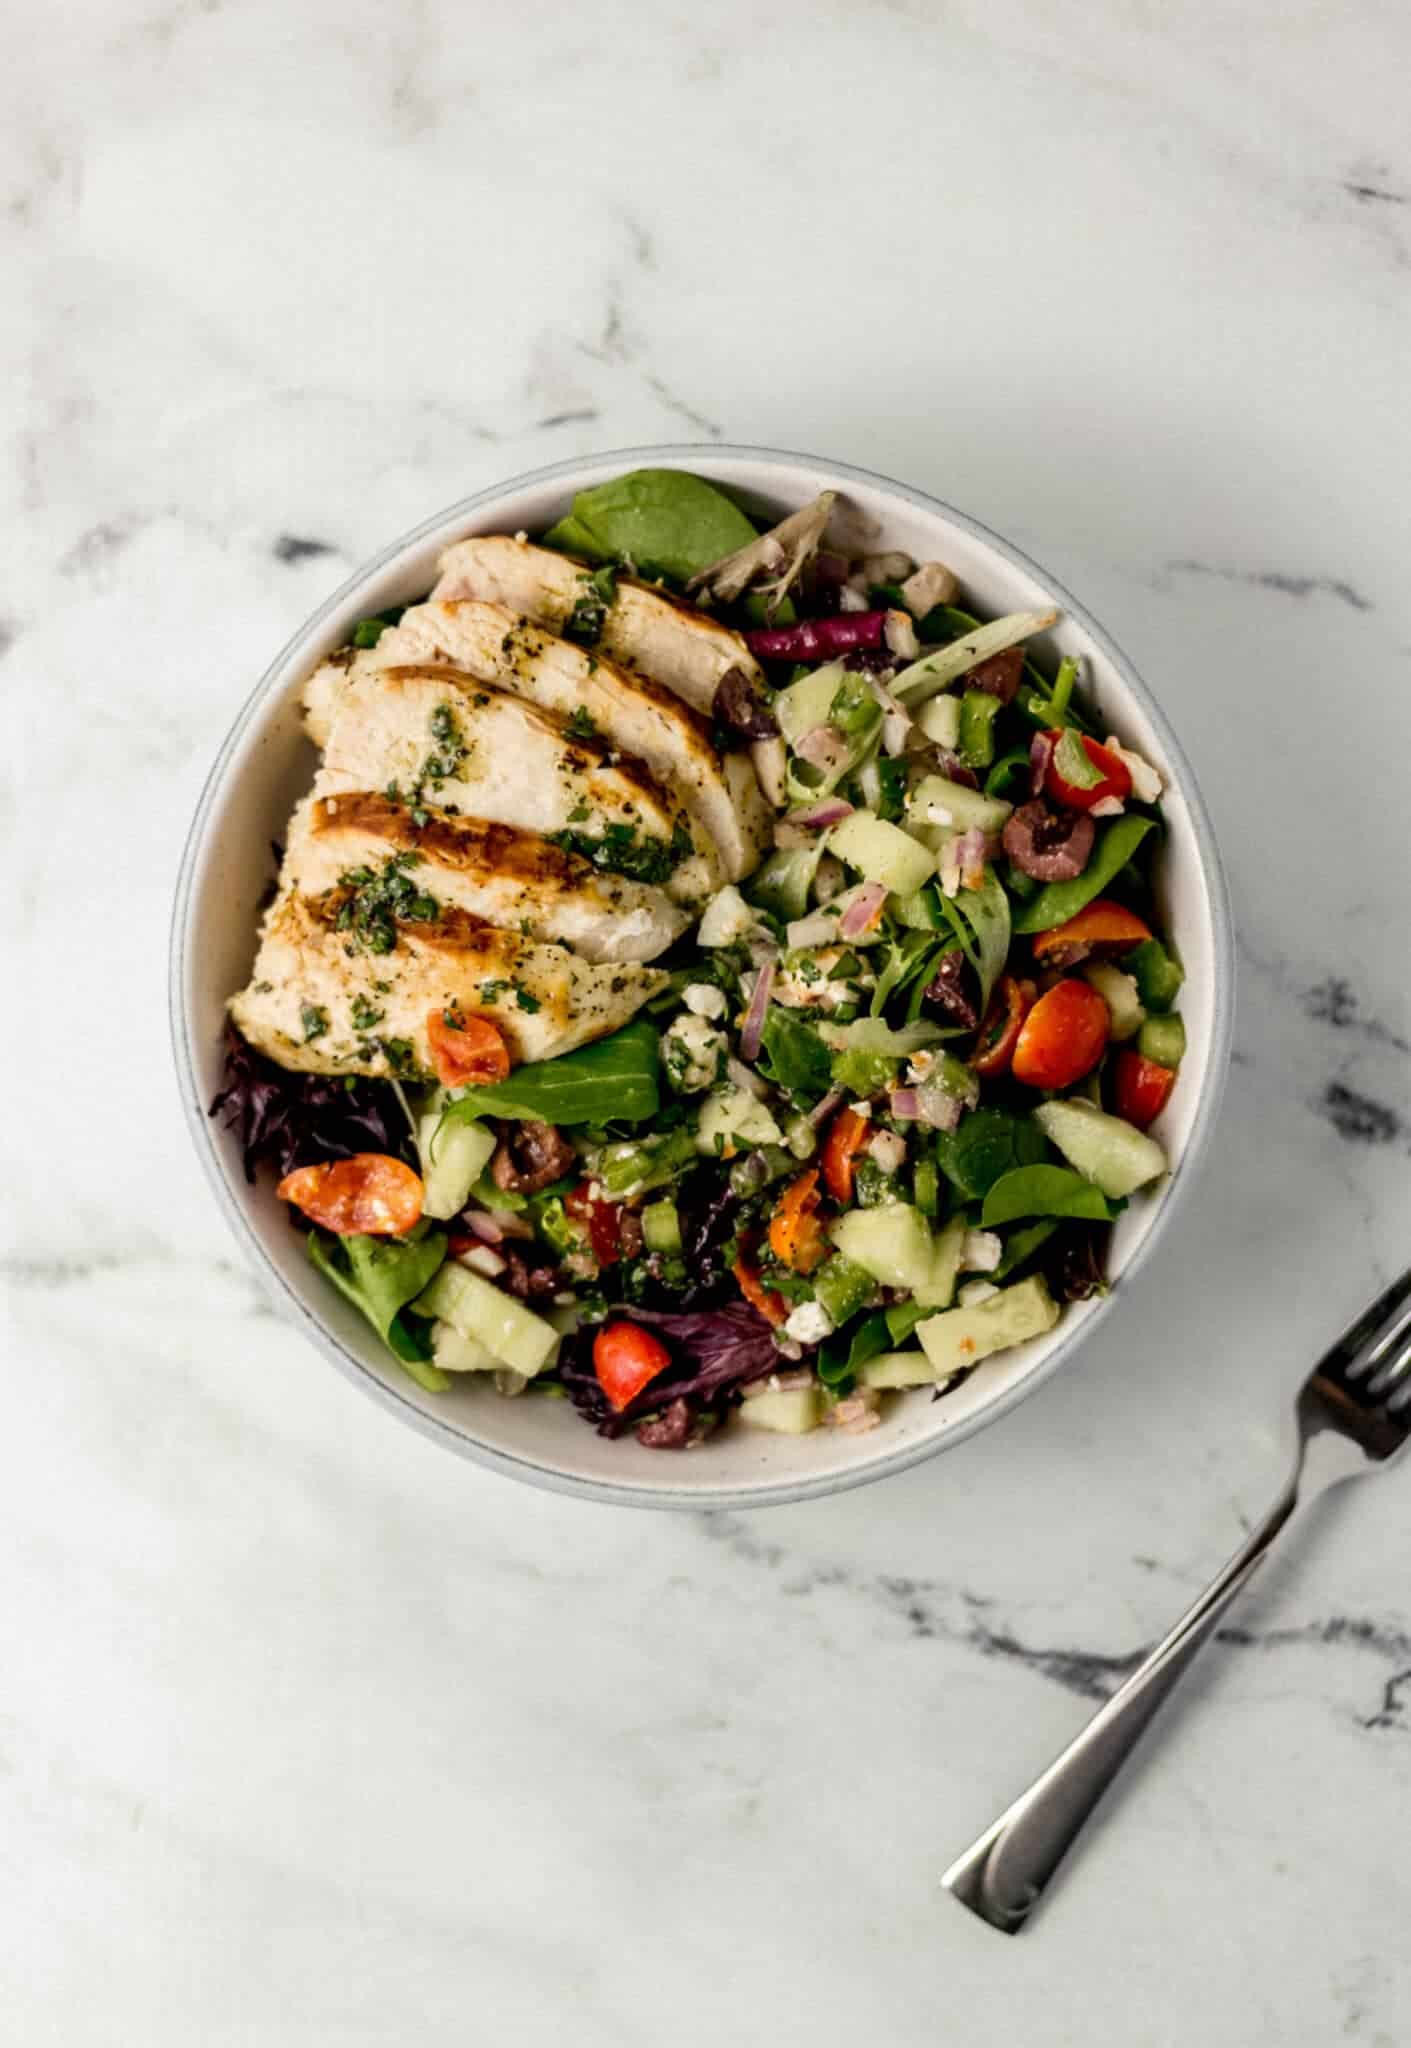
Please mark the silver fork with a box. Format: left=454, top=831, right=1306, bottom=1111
left=943, top=1265, right=1411, bottom=1934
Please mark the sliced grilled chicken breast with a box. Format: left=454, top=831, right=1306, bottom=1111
left=430, top=535, right=769, bottom=720
left=363, top=600, right=771, bottom=882
left=286, top=790, right=687, bottom=964
left=231, top=889, right=666, bottom=1079
left=308, top=655, right=718, bottom=902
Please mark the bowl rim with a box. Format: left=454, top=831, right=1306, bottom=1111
left=171, top=441, right=1235, bottom=1511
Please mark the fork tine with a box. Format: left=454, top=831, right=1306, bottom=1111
left=1317, top=1267, right=1411, bottom=1393
left=1367, top=1332, right=1411, bottom=1400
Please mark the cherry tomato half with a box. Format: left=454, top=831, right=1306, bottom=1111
left=594, top=1322, right=672, bottom=1411
left=426, top=1009, right=511, bottom=1088
left=277, top=1153, right=423, bottom=1236
left=821, top=1107, right=871, bottom=1203
left=1043, top=731, right=1133, bottom=813
left=1112, top=1049, right=1177, bottom=1128
left=1011, top=979, right=1110, bottom=1090
left=1030, top=898, right=1152, bottom=963
left=971, top=975, right=1037, bottom=1078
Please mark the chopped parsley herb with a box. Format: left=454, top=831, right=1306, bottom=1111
left=349, top=994, right=384, bottom=1032
left=514, top=987, right=541, bottom=1014
left=301, top=1004, right=329, bottom=1042
left=563, top=705, right=600, bottom=742
left=546, top=819, right=691, bottom=886
left=335, top=851, right=439, bottom=954
left=566, top=800, right=592, bottom=824
left=562, top=564, right=618, bottom=647
left=379, top=1036, right=419, bottom=1078
left=478, top=978, right=510, bottom=1004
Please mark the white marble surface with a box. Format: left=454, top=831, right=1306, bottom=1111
left=7, top=2, right=1411, bottom=2040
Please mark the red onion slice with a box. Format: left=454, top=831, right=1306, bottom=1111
left=889, top=1087, right=921, bottom=1120
left=808, top=1088, right=844, bottom=1127
left=1030, top=729, right=1057, bottom=796
left=738, top=955, right=776, bottom=1062
left=463, top=1210, right=503, bottom=1245
left=838, top=882, right=887, bottom=939
left=916, top=1085, right=966, bottom=1131
left=787, top=796, right=855, bottom=830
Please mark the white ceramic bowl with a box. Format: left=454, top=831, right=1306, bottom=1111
left=171, top=445, right=1233, bottom=1509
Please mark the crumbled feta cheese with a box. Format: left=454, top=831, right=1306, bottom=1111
left=783, top=1300, right=834, bottom=1345
left=1089, top=794, right=1126, bottom=818
left=848, top=1100, right=873, bottom=1118
left=867, top=1129, right=908, bottom=1175
left=661, top=1014, right=727, bottom=1094
left=1104, top=735, right=1163, bottom=804
left=682, top=982, right=727, bottom=1019
left=839, top=584, right=869, bottom=613
left=961, top=1229, right=1003, bottom=1273
left=906, top=1051, right=936, bottom=1083
left=958, top=1279, right=1001, bottom=1308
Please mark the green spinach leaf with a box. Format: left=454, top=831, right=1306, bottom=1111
left=981, top=1165, right=1116, bottom=1227
left=543, top=469, right=759, bottom=582
left=441, top=1019, right=660, bottom=1128
left=935, top=1107, right=1048, bottom=1201
left=758, top=1008, right=833, bottom=1098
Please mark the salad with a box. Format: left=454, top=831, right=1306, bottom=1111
left=214, top=468, right=1187, bottom=1450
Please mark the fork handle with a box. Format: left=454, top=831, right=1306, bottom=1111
left=943, top=1473, right=1301, bottom=1933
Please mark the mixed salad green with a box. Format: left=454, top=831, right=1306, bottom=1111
left=216, top=468, right=1188, bottom=1449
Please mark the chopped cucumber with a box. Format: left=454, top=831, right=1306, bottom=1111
left=1083, top=962, right=1144, bottom=1042
left=917, top=1274, right=1060, bottom=1375
left=916, top=694, right=962, bottom=749
left=922, top=1214, right=966, bottom=1311
left=827, top=810, right=936, bottom=896
left=958, top=690, right=1002, bottom=769
left=828, top=1203, right=960, bottom=1306
left=1126, top=938, right=1184, bottom=1013
left=740, top=1385, right=824, bottom=1434
left=696, top=1087, right=784, bottom=1157
left=776, top=663, right=849, bottom=743
left=857, top=1348, right=937, bottom=1389
left=431, top=1320, right=498, bottom=1372
left=1138, top=1013, right=1186, bottom=1069
left=912, top=1155, right=940, bottom=1219
left=413, top=1263, right=559, bottom=1377
left=419, top=1115, right=497, bottom=1221
left=813, top=1253, right=877, bottom=1327
left=1033, top=1098, right=1167, bottom=1199
left=892, top=609, right=1058, bottom=705
left=641, top=1198, right=682, bottom=1254
left=750, top=842, right=828, bottom=921
left=830, top=1203, right=935, bottom=1292
left=906, top=776, right=1012, bottom=839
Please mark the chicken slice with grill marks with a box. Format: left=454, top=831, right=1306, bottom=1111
left=306, top=655, right=718, bottom=903
left=340, top=599, right=773, bottom=883
left=428, top=534, right=769, bottom=721
left=230, top=888, right=667, bottom=1080
left=285, top=790, right=688, bottom=964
